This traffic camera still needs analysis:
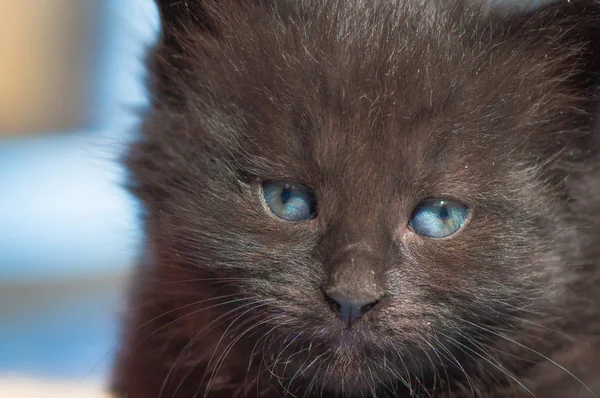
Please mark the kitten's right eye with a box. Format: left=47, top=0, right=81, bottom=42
left=262, top=180, right=317, bottom=221
left=409, top=199, right=469, bottom=238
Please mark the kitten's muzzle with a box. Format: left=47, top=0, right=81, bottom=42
left=323, top=246, right=385, bottom=328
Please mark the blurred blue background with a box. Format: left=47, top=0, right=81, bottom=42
left=0, top=0, right=158, bottom=387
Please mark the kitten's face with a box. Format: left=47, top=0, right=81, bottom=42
left=132, top=0, right=599, bottom=393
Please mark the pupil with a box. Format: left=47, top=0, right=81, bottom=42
left=439, top=205, right=449, bottom=219
left=281, top=186, right=291, bottom=204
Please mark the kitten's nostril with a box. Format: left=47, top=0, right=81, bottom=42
left=324, top=292, right=342, bottom=313
left=323, top=290, right=380, bottom=327
left=359, top=300, right=379, bottom=313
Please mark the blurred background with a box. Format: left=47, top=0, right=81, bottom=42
left=0, top=0, right=158, bottom=395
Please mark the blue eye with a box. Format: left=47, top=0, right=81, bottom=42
left=262, top=181, right=317, bottom=221
left=409, top=199, right=469, bottom=238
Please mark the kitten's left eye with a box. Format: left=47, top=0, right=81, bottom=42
left=262, top=180, right=317, bottom=221
left=409, top=199, right=469, bottom=238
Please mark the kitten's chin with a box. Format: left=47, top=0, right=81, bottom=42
left=293, top=348, right=398, bottom=394
left=270, top=329, right=403, bottom=394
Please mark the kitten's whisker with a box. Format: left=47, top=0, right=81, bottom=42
left=389, top=342, right=415, bottom=394
left=423, top=339, right=452, bottom=396
left=192, top=300, right=270, bottom=396
left=243, top=320, right=289, bottom=396
left=462, top=319, right=597, bottom=398
left=431, top=336, right=480, bottom=397
left=151, top=276, right=259, bottom=287
left=463, top=326, right=538, bottom=366
left=279, top=337, right=328, bottom=397
left=206, top=313, right=284, bottom=396
left=411, top=352, right=433, bottom=398
left=454, top=329, right=510, bottom=394
left=160, top=298, right=269, bottom=397
left=271, top=331, right=304, bottom=369
left=319, top=360, right=334, bottom=398
left=416, top=342, right=439, bottom=397
left=202, top=302, right=275, bottom=395
left=149, top=297, right=257, bottom=396
left=438, top=331, right=536, bottom=397
left=289, top=351, right=330, bottom=393
left=143, top=296, right=254, bottom=348
left=183, top=310, right=269, bottom=398
left=486, top=309, right=579, bottom=348
left=136, top=293, right=241, bottom=334
left=303, top=360, right=325, bottom=398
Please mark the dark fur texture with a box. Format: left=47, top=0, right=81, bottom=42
left=113, top=1, right=600, bottom=396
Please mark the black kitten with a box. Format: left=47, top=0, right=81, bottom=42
left=113, top=0, right=600, bottom=397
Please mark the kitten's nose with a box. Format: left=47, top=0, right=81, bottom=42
left=324, top=290, right=381, bottom=327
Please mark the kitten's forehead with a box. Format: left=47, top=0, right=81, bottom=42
left=180, top=1, right=553, bottom=211
left=209, top=3, right=534, bottom=138
left=154, top=0, right=593, bottom=202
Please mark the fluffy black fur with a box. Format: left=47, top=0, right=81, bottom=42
left=113, top=0, right=600, bottom=396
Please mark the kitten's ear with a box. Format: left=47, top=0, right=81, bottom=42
left=498, top=0, right=600, bottom=90
left=156, top=1, right=216, bottom=40
left=156, top=0, right=274, bottom=38
left=496, top=1, right=600, bottom=168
